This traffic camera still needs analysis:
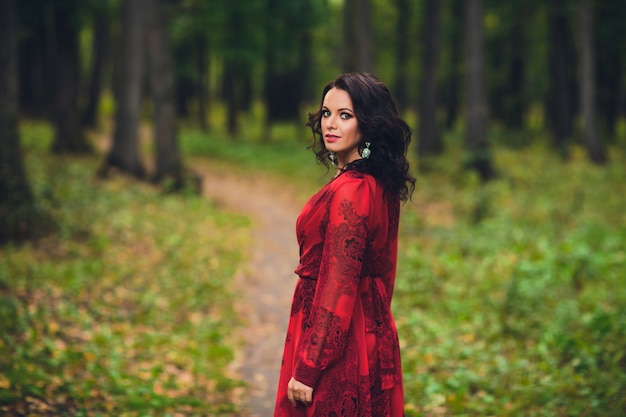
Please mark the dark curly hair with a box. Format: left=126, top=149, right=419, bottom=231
left=307, top=72, right=415, bottom=201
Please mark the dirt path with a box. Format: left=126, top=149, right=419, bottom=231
left=190, top=159, right=303, bottom=417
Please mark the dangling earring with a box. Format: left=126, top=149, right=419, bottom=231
left=328, top=152, right=336, bottom=165
left=361, top=141, right=371, bottom=159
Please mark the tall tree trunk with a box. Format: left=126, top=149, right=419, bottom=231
left=17, top=7, right=53, bottom=118
left=262, top=0, right=316, bottom=140
left=222, top=61, right=239, bottom=136
left=464, top=0, right=493, bottom=181
left=417, top=0, right=443, bottom=161
left=195, top=35, right=209, bottom=131
left=355, top=0, right=374, bottom=73
left=595, top=0, right=625, bottom=142
left=83, top=8, right=111, bottom=128
left=503, top=10, right=526, bottom=129
left=547, top=0, right=576, bottom=156
left=104, top=0, right=146, bottom=178
left=342, top=0, right=359, bottom=73
left=443, top=0, right=463, bottom=129
left=579, top=0, right=606, bottom=164
left=393, top=0, right=410, bottom=110
left=0, top=0, right=53, bottom=243
left=51, top=0, right=90, bottom=153
left=145, top=0, right=182, bottom=187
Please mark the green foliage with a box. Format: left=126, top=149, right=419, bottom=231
left=5, top=120, right=626, bottom=416
left=0, top=123, right=250, bottom=415
left=180, top=117, right=332, bottom=199
left=396, top=144, right=626, bottom=416
left=182, top=122, right=626, bottom=415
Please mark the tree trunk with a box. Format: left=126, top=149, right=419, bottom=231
left=594, top=0, right=625, bottom=142
left=196, top=35, right=209, bottom=131
left=464, top=0, right=494, bottom=181
left=342, top=0, right=374, bottom=73
left=579, top=0, right=606, bottom=164
left=263, top=0, right=314, bottom=137
left=393, top=0, right=410, bottom=110
left=547, top=0, right=576, bottom=156
left=355, top=0, right=374, bottom=73
left=83, top=8, right=111, bottom=128
left=342, top=0, right=358, bottom=72
left=17, top=6, right=54, bottom=118
left=145, top=0, right=182, bottom=187
left=0, top=0, right=53, bottom=244
left=222, top=61, right=239, bottom=137
left=503, top=11, right=526, bottom=129
left=417, top=0, right=443, bottom=161
left=104, top=0, right=146, bottom=178
left=51, top=0, right=90, bottom=153
left=443, top=0, right=463, bottom=129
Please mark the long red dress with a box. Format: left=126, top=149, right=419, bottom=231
left=274, top=170, right=405, bottom=417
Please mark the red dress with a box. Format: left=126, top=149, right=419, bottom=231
left=274, top=170, right=405, bottom=417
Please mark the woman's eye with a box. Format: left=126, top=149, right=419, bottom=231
left=322, top=110, right=330, bottom=117
left=340, top=113, right=352, bottom=120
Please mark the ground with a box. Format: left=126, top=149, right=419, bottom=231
left=192, top=159, right=304, bottom=417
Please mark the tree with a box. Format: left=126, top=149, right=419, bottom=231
left=485, top=1, right=527, bottom=130
left=50, top=0, right=90, bottom=153
left=547, top=0, right=576, bottom=156
left=342, top=0, right=374, bottom=73
left=464, top=0, right=494, bottom=181
left=145, top=0, right=182, bottom=187
left=392, top=0, right=411, bottom=110
left=218, top=0, right=263, bottom=136
left=0, top=0, right=53, bottom=243
left=103, top=0, right=146, bottom=178
left=82, top=1, right=112, bottom=128
left=355, top=0, right=374, bottom=73
left=441, top=0, right=464, bottom=130
left=417, top=0, right=443, bottom=161
left=17, top=0, right=53, bottom=118
left=263, top=0, right=318, bottom=135
left=169, top=0, right=219, bottom=131
left=594, top=0, right=626, bottom=141
left=579, top=0, right=606, bottom=164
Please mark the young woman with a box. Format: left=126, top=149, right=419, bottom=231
left=274, top=73, right=414, bottom=417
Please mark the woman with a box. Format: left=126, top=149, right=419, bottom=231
left=274, top=73, right=414, bottom=417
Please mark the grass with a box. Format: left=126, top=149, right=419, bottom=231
left=183, top=125, right=626, bottom=416
left=0, top=122, right=250, bottom=416
left=2, top=119, right=625, bottom=416
left=395, top=143, right=626, bottom=416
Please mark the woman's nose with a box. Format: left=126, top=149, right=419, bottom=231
left=324, top=115, right=336, bottom=130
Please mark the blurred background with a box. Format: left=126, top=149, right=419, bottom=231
left=1, top=0, right=625, bottom=416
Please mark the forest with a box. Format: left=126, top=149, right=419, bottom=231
left=1, top=0, right=625, bottom=415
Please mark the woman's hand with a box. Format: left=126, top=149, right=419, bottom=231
left=287, top=377, right=313, bottom=406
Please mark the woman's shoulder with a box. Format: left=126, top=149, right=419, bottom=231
left=331, top=170, right=373, bottom=185
left=328, top=170, right=379, bottom=196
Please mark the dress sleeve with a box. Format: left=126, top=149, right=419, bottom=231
left=293, top=176, right=370, bottom=388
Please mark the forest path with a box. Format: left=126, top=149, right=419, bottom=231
left=189, top=159, right=303, bottom=417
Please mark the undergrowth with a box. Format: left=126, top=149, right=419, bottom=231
left=395, top=144, right=626, bottom=416
left=3, top=120, right=625, bottom=416
left=184, top=126, right=626, bottom=416
left=0, top=123, right=250, bottom=416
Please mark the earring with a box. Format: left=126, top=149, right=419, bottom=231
left=328, top=152, right=336, bottom=165
left=361, top=141, right=371, bottom=159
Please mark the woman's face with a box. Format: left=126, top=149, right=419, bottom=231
left=321, top=87, right=363, bottom=168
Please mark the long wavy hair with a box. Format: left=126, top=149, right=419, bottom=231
left=307, top=72, right=415, bottom=201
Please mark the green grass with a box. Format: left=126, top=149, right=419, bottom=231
left=395, top=144, right=626, bottom=416
left=0, top=122, right=250, bottom=416
left=3, top=120, right=625, bottom=416
left=182, top=126, right=626, bottom=416
left=179, top=114, right=334, bottom=200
